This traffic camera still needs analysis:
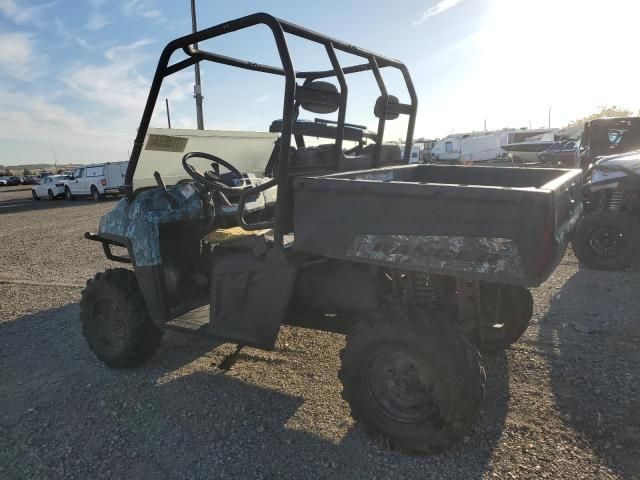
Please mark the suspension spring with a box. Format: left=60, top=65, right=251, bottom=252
left=608, top=191, right=624, bottom=212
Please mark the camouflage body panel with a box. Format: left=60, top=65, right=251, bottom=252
left=347, top=234, right=525, bottom=279
left=98, top=183, right=205, bottom=267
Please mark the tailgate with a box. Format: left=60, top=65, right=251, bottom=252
left=531, top=168, right=583, bottom=282
left=544, top=169, right=583, bottom=246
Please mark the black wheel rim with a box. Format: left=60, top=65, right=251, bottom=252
left=48, top=190, right=53, bottom=199
left=91, top=298, right=127, bottom=348
left=365, top=350, right=439, bottom=424
left=587, top=226, right=626, bottom=259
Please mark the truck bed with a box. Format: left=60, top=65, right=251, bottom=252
left=292, top=164, right=583, bottom=286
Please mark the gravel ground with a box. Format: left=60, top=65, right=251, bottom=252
left=1, top=186, right=639, bottom=479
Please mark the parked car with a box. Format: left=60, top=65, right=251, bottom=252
left=31, top=174, right=72, bottom=200
left=0, top=177, right=8, bottom=186
left=21, top=176, right=38, bottom=185
left=65, top=162, right=128, bottom=202
left=6, top=176, right=22, bottom=186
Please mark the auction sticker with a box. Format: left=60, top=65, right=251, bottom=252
left=145, top=134, right=188, bottom=152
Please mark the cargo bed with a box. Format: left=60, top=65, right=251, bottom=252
left=292, top=164, right=583, bottom=286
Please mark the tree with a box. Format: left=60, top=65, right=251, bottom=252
left=23, top=168, right=33, bottom=176
left=567, top=105, right=634, bottom=128
left=56, top=169, right=64, bottom=174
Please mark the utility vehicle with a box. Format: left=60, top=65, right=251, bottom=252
left=573, top=117, right=640, bottom=270
left=65, top=162, right=128, bottom=202
left=81, top=13, right=583, bottom=453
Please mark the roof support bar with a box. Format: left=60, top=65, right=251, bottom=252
left=324, top=42, right=348, bottom=155
left=369, top=57, right=388, bottom=168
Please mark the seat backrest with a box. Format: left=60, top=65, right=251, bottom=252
left=289, top=144, right=339, bottom=175
left=297, top=81, right=340, bottom=115
left=362, top=144, right=402, bottom=166
left=374, top=95, right=401, bottom=120
left=338, top=144, right=402, bottom=171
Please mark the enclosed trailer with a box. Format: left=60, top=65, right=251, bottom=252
left=460, top=131, right=510, bottom=163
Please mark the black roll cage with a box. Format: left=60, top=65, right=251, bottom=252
left=125, top=12, right=418, bottom=245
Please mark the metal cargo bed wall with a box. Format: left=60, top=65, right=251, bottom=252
left=292, top=164, right=582, bottom=286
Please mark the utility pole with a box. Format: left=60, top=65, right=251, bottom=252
left=548, top=106, right=552, bottom=129
left=484, top=118, right=487, bottom=132
left=190, top=0, right=204, bottom=130
left=165, top=98, right=172, bottom=129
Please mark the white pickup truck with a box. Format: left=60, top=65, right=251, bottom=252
left=65, top=162, right=128, bottom=202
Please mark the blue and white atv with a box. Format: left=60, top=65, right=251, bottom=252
left=573, top=150, right=640, bottom=270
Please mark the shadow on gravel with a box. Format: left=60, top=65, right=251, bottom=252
left=540, top=268, right=640, bottom=479
left=0, top=303, right=509, bottom=479
left=0, top=196, right=119, bottom=214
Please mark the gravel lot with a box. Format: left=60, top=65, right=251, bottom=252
left=1, top=185, right=639, bottom=479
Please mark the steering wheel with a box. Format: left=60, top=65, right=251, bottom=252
left=182, top=151, right=247, bottom=194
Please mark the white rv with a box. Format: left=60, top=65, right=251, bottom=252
left=400, top=144, right=425, bottom=164
left=430, top=135, right=463, bottom=162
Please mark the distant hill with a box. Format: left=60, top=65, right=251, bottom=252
left=0, top=164, right=80, bottom=175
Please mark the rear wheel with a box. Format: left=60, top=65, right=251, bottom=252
left=65, top=187, right=74, bottom=201
left=48, top=189, right=55, bottom=201
left=476, top=284, right=533, bottom=353
left=80, top=268, right=163, bottom=368
left=572, top=210, right=640, bottom=271
left=91, top=186, right=101, bottom=202
left=339, top=305, right=484, bottom=453
left=32, top=190, right=39, bottom=201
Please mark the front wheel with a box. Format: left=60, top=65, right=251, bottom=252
left=572, top=210, right=640, bottom=271
left=80, top=268, right=163, bottom=368
left=32, top=190, right=39, bottom=201
left=48, top=189, right=56, bottom=201
left=65, top=187, right=74, bottom=201
left=339, top=306, right=485, bottom=453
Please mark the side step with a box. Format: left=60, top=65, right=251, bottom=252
left=165, top=305, right=216, bottom=339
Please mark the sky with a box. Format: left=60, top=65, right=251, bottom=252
left=0, top=0, right=639, bottom=165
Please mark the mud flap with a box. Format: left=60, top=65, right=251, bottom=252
left=208, top=246, right=298, bottom=349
